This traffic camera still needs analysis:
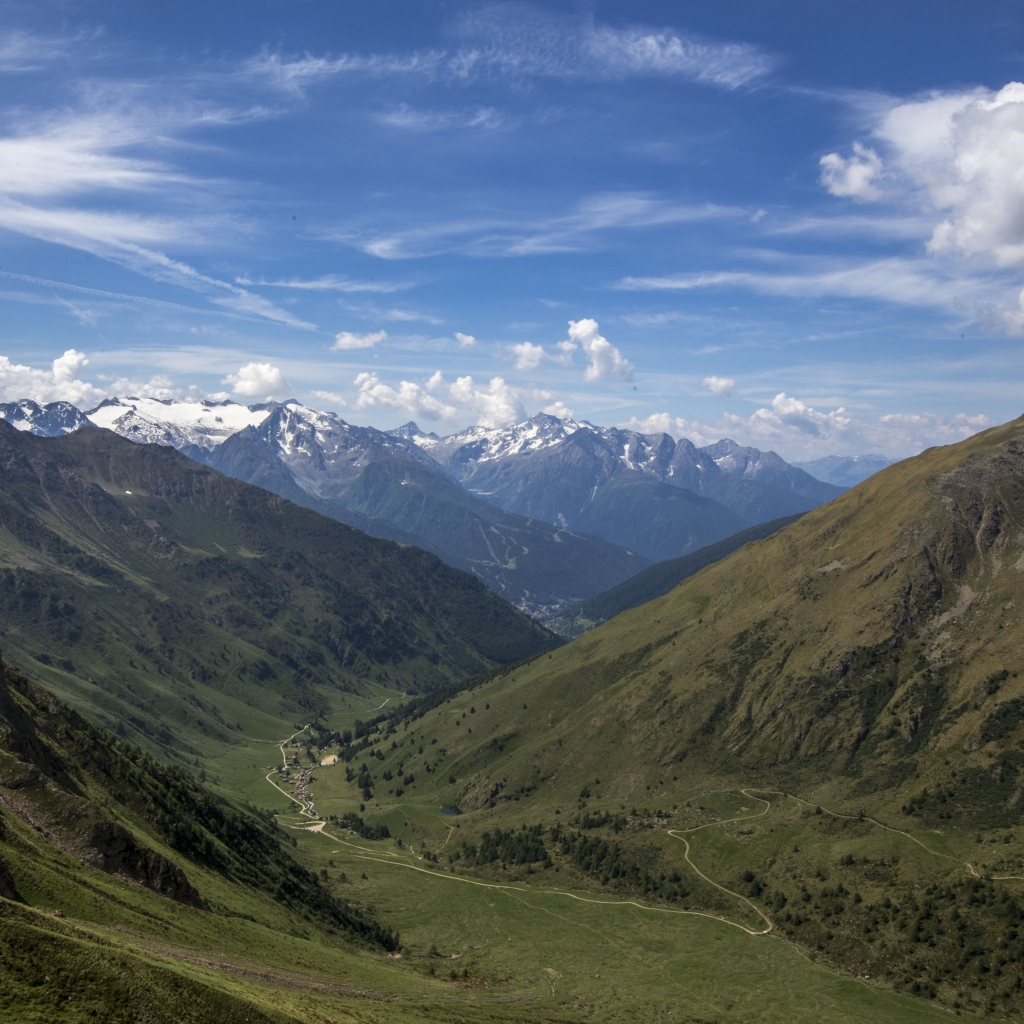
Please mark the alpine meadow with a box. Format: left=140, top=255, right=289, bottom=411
left=0, top=2, right=1022, bottom=1022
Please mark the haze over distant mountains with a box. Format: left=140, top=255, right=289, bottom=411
left=0, top=396, right=880, bottom=615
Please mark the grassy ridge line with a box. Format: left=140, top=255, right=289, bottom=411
left=344, top=649, right=561, bottom=735
left=0, top=901, right=295, bottom=1024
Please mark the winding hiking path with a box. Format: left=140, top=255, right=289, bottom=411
left=258, top=725, right=1020, bottom=946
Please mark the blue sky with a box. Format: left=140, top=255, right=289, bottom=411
left=1, top=0, right=1023, bottom=458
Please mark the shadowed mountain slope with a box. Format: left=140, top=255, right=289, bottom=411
left=548, top=514, right=805, bottom=637
left=0, top=422, right=557, bottom=756
left=0, top=657, right=398, bottom=1021
left=207, top=404, right=649, bottom=613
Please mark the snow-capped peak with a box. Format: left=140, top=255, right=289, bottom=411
left=86, top=397, right=271, bottom=453
left=0, top=399, right=89, bottom=436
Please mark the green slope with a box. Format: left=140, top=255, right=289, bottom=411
left=0, top=657, right=954, bottom=1024
left=0, top=657, right=399, bottom=1022
left=549, top=514, right=805, bottom=637
left=0, top=422, right=557, bottom=759
left=278, top=416, right=1024, bottom=1019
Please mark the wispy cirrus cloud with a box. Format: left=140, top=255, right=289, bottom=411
left=246, top=4, right=775, bottom=96
left=237, top=274, right=413, bottom=294
left=335, top=193, right=742, bottom=259
left=0, top=29, right=78, bottom=73
left=616, top=256, right=1013, bottom=314
left=0, top=106, right=313, bottom=330
left=378, top=103, right=505, bottom=132
left=449, top=4, right=776, bottom=88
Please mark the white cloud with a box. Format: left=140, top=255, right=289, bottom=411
left=563, top=319, right=633, bottom=381
left=747, top=392, right=852, bottom=438
left=619, top=412, right=698, bottom=438
left=872, top=82, right=1024, bottom=267
left=448, top=374, right=526, bottom=428
left=0, top=349, right=104, bottom=405
left=809, top=81, right=1024, bottom=330
left=455, top=332, right=477, bottom=347
left=510, top=341, right=547, bottom=370
left=353, top=372, right=457, bottom=420
left=223, top=362, right=288, bottom=398
left=310, top=389, right=347, bottom=407
left=702, top=375, right=736, bottom=397
left=333, top=330, right=387, bottom=351
left=351, top=367, right=526, bottom=427
left=819, top=143, right=883, bottom=201
left=0, top=30, right=72, bottom=72
left=0, top=348, right=178, bottom=406
left=243, top=50, right=443, bottom=96
left=542, top=400, right=574, bottom=419
left=451, top=7, right=775, bottom=88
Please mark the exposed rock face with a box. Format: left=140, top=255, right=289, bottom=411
left=86, top=821, right=205, bottom=907
left=0, top=856, right=17, bottom=899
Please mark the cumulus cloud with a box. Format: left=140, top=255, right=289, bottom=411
left=870, top=83, right=1024, bottom=266
left=448, top=374, right=526, bottom=428
left=809, top=81, right=1024, bottom=328
left=0, top=349, right=105, bottom=405
left=0, top=348, right=181, bottom=406
left=332, top=329, right=387, bottom=350
left=510, top=341, right=547, bottom=370
left=746, top=392, right=852, bottom=437
left=819, top=143, right=883, bottom=201
left=309, top=389, right=347, bottom=407
left=542, top=400, right=575, bottom=419
left=350, top=368, right=528, bottom=427
left=222, top=361, right=288, bottom=398
left=455, top=332, right=477, bottom=347
left=701, top=375, right=736, bottom=397
left=562, top=319, right=633, bottom=381
left=619, top=412, right=702, bottom=439
left=353, top=372, right=457, bottom=420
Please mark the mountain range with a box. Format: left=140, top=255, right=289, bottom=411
left=2, top=397, right=857, bottom=615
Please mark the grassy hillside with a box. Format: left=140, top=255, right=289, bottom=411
left=0, top=423, right=557, bottom=760
left=260, top=417, right=1024, bottom=1019
left=0, top=657, right=950, bottom=1024
left=549, top=514, right=805, bottom=637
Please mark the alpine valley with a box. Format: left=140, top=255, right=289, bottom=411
left=6, top=400, right=1022, bottom=1024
